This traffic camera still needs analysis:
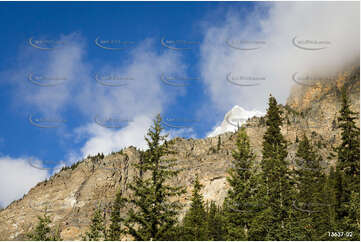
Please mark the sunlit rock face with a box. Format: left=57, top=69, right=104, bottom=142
left=0, top=67, right=359, bottom=240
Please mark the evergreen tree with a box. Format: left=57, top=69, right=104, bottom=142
left=223, top=127, right=256, bottom=240
left=334, top=87, right=360, bottom=240
left=217, top=136, right=221, bottom=152
left=83, top=206, right=107, bottom=241
left=124, top=115, right=185, bottom=240
left=320, top=167, right=342, bottom=241
left=248, top=95, right=296, bottom=240
left=206, top=201, right=225, bottom=241
left=107, top=190, right=126, bottom=241
left=27, top=213, right=61, bottom=241
left=337, top=87, right=360, bottom=182
left=180, top=175, right=208, bottom=241
left=292, top=134, right=330, bottom=240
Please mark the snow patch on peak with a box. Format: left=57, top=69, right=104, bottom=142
left=207, top=105, right=265, bottom=137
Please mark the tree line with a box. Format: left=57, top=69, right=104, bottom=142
left=28, top=88, right=359, bottom=241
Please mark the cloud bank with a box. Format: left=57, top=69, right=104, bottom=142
left=200, top=2, right=360, bottom=112
left=0, top=156, right=48, bottom=208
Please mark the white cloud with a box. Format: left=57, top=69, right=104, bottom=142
left=199, top=2, right=359, bottom=113
left=0, top=156, right=48, bottom=208
left=9, top=33, right=88, bottom=117
left=72, top=39, right=187, bottom=157
left=3, top=3, right=358, bottom=207
left=7, top=34, right=188, bottom=159
left=76, top=115, right=152, bottom=156
left=165, top=127, right=198, bottom=140
left=74, top=39, right=186, bottom=119
left=207, top=105, right=265, bottom=137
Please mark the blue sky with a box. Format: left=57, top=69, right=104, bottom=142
left=0, top=1, right=359, bottom=207
left=0, top=1, right=264, bottom=166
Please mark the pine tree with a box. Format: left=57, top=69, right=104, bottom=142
left=223, top=127, right=256, bottom=240
left=206, top=201, right=225, bottom=241
left=292, top=134, right=330, bottom=240
left=83, top=206, right=107, bottom=241
left=217, top=136, right=221, bottom=152
left=27, top=213, right=62, bottom=241
left=334, top=87, right=360, bottom=240
left=337, top=87, right=360, bottom=182
left=248, top=95, right=296, bottom=240
left=124, top=114, right=185, bottom=240
left=321, top=167, right=342, bottom=241
left=180, top=175, right=208, bottom=241
left=107, top=190, right=126, bottom=241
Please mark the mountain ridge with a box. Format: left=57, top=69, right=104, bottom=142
left=0, top=66, right=359, bottom=240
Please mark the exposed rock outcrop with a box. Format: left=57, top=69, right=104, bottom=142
left=0, top=67, right=359, bottom=240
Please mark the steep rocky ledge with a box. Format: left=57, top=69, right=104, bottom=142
left=0, top=67, right=359, bottom=240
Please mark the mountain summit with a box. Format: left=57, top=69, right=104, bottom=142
left=207, top=105, right=264, bottom=137
left=0, top=67, right=359, bottom=240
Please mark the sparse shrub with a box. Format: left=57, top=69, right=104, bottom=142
left=27, top=213, right=61, bottom=241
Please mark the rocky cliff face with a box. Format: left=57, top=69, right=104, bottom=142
left=0, top=67, right=359, bottom=240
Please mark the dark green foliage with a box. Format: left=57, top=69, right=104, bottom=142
left=223, top=127, right=256, bottom=240
left=60, top=160, right=82, bottom=172
left=107, top=190, right=126, bottom=241
left=77, top=92, right=359, bottom=241
left=123, top=114, right=185, bottom=241
left=333, top=87, right=360, bottom=240
left=320, top=167, right=340, bottom=240
left=206, top=201, right=225, bottom=241
left=88, top=153, right=105, bottom=163
left=179, top=176, right=208, bottom=240
left=27, top=213, right=61, bottom=241
left=259, top=116, right=266, bottom=126
left=248, top=95, right=296, bottom=240
left=336, top=87, right=360, bottom=187
left=292, top=134, right=330, bottom=240
left=82, top=206, right=107, bottom=241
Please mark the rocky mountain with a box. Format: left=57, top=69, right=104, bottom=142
left=0, top=67, right=359, bottom=240
left=207, top=105, right=264, bottom=137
